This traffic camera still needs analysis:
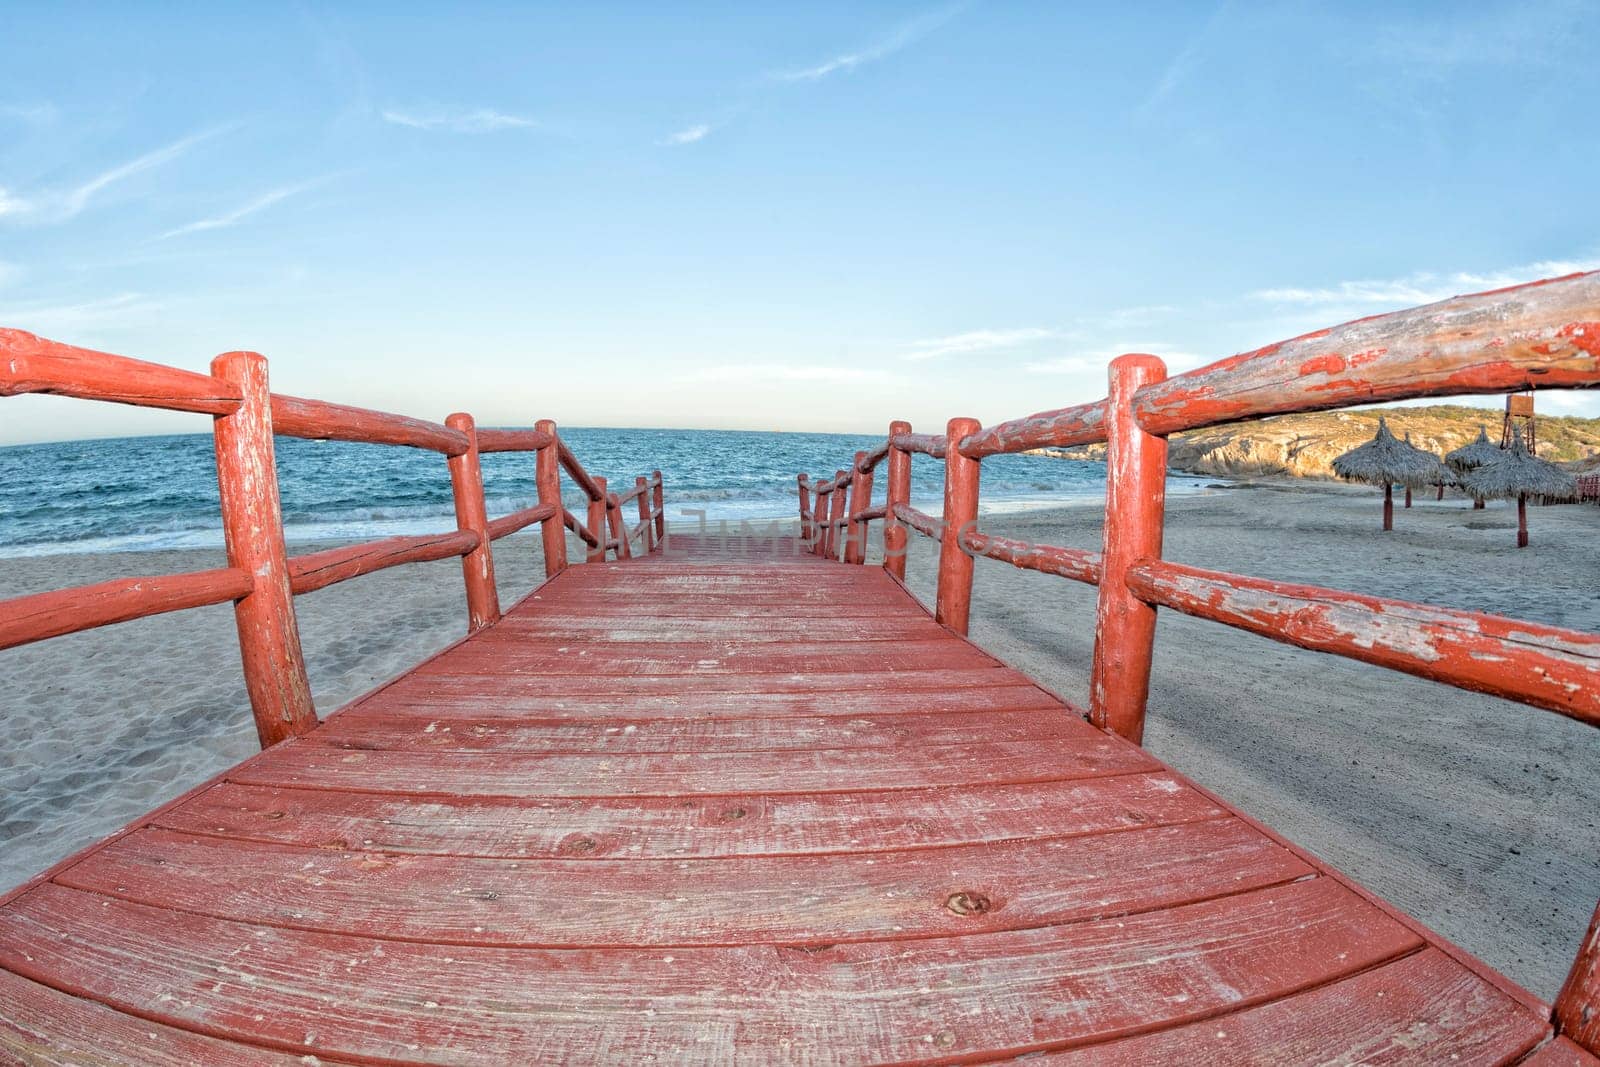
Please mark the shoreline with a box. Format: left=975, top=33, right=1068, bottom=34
left=1, top=481, right=1596, bottom=998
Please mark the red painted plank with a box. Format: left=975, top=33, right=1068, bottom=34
left=488, top=615, right=950, bottom=642
left=231, top=734, right=1157, bottom=798
left=0, top=966, right=329, bottom=1065
left=60, top=818, right=1308, bottom=948
left=376, top=668, right=1041, bottom=703
left=1028, top=948, right=1548, bottom=1065
left=0, top=878, right=1419, bottom=1064
left=154, top=773, right=1227, bottom=859
left=419, top=638, right=1001, bottom=676
left=311, top=706, right=1074, bottom=753
left=363, top=679, right=1057, bottom=721
left=0, top=567, right=252, bottom=651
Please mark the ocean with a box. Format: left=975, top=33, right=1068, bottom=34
left=0, top=428, right=1217, bottom=558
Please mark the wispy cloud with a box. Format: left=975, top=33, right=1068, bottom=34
left=770, top=4, right=962, bottom=82
left=0, top=125, right=232, bottom=225
left=1137, top=3, right=1229, bottom=117
left=381, top=107, right=539, bottom=133
left=0, top=292, right=166, bottom=333
left=1250, top=258, right=1600, bottom=308
left=681, top=364, right=893, bottom=386
left=660, top=123, right=713, bottom=146
left=159, top=176, right=333, bottom=240
left=903, top=327, right=1058, bottom=361
left=0, top=102, right=57, bottom=125
left=1027, top=343, right=1206, bottom=376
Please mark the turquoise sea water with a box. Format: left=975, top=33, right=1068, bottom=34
left=0, top=429, right=1216, bottom=558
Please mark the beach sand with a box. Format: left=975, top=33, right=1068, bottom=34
left=2, top=482, right=1596, bottom=999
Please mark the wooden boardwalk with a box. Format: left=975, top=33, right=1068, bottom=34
left=0, top=535, right=1586, bottom=1065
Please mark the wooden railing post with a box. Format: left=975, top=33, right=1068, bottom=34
left=210, top=351, right=317, bottom=748
left=534, top=419, right=567, bottom=577
left=652, top=470, right=665, bottom=546
left=883, top=420, right=912, bottom=581
left=587, top=476, right=609, bottom=563
left=812, top=480, right=831, bottom=557
left=1090, top=354, right=1169, bottom=744
left=826, top=469, right=849, bottom=561
left=608, top=490, right=631, bottom=560
left=845, top=450, right=873, bottom=565
left=798, top=475, right=813, bottom=550
left=935, top=417, right=982, bottom=634
left=636, top=475, right=654, bottom=553
left=444, top=413, right=501, bottom=631
left=1556, top=901, right=1600, bottom=1053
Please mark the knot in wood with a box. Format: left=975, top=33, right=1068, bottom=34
left=944, top=891, right=992, bottom=916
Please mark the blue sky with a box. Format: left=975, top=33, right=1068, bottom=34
left=2, top=1, right=1597, bottom=445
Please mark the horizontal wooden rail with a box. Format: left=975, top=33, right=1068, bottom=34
left=963, top=528, right=1103, bottom=585
left=958, top=399, right=1107, bottom=459
left=486, top=503, right=558, bottom=541
left=1, top=328, right=242, bottom=415
left=563, top=508, right=601, bottom=549
left=270, top=394, right=468, bottom=455
left=889, top=431, right=947, bottom=458
left=615, top=475, right=662, bottom=506
left=891, top=502, right=942, bottom=541
left=853, top=503, right=887, bottom=522
left=474, top=428, right=555, bottom=453
left=0, top=568, right=254, bottom=651
left=558, top=441, right=604, bottom=501
left=1133, top=271, right=1600, bottom=436
left=288, top=530, right=480, bottom=595
left=630, top=517, right=652, bottom=543
left=854, top=442, right=890, bottom=474
left=1125, top=559, right=1600, bottom=727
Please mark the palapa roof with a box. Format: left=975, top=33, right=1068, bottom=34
left=1460, top=435, right=1578, bottom=502
left=1331, top=417, right=1445, bottom=490
left=1445, top=426, right=1504, bottom=474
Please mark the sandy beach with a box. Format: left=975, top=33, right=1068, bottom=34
left=2, top=481, right=1596, bottom=1000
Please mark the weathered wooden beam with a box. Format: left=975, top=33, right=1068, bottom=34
left=963, top=529, right=1102, bottom=585
left=826, top=469, right=849, bottom=560
left=883, top=421, right=913, bottom=580
left=486, top=503, right=558, bottom=541
left=889, top=431, right=947, bottom=459
left=445, top=413, right=500, bottom=631
left=958, top=400, right=1108, bottom=459
left=559, top=440, right=605, bottom=502
left=891, top=502, right=942, bottom=542
left=798, top=474, right=814, bottom=548
left=1134, top=270, right=1600, bottom=436
left=586, top=477, right=609, bottom=563
left=211, top=351, right=317, bottom=748
left=854, top=442, right=890, bottom=474
left=608, top=491, right=632, bottom=560
left=534, top=420, right=568, bottom=577
left=635, top=476, right=655, bottom=553
left=845, top=450, right=872, bottom=565
left=0, top=328, right=242, bottom=415
left=652, top=470, right=665, bottom=544
left=1125, top=559, right=1600, bottom=728
left=288, top=531, right=480, bottom=596
left=565, top=508, right=601, bottom=550
left=270, top=394, right=468, bottom=455
left=1091, top=354, right=1169, bottom=745
left=473, top=427, right=554, bottom=453
left=1556, top=902, right=1600, bottom=1052
left=0, top=568, right=253, bottom=651
left=936, top=417, right=982, bottom=634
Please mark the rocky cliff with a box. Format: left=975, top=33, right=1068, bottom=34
left=1030, top=404, right=1600, bottom=480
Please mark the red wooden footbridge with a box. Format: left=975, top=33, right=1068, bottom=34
left=1, top=273, right=1598, bottom=1064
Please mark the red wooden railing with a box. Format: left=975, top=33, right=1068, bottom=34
left=0, top=328, right=666, bottom=747
left=797, top=269, right=1600, bottom=1051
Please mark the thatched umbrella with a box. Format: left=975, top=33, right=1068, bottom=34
left=1400, top=432, right=1448, bottom=508
left=1446, top=425, right=1503, bottom=509
left=1332, top=417, right=1443, bottom=530
left=1459, top=435, right=1577, bottom=548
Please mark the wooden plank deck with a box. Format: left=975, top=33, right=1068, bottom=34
left=0, top=535, right=1587, bottom=1065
